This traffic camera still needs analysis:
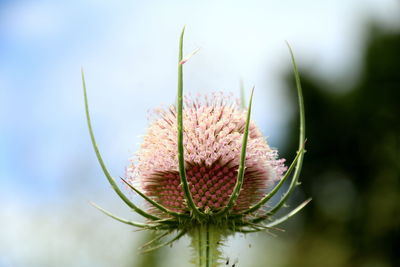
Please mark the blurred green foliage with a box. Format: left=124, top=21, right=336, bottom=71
left=281, top=25, right=400, bottom=267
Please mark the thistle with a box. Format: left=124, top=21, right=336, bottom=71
left=83, top=27, right=310, bottom=267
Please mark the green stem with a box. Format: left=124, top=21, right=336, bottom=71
left=190, top=224, right=223, bottom=267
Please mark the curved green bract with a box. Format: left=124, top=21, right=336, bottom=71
left=121, top=177, right=190, bottom=218
left=234, top=145, right=305, bottom=216
left=215, top=88, right=254, bottom=217
left=231, top=228, right=259, bottom=233
left=250, top=43, right=306, bottom=224
left=176, top=27, right=205, bottom=219
left=90, top=202, right=157, bottom=229
left=140, top=231, right=171, bottom=249
left=228, top=221, right=280, bottom=233
left=141, top=230, right=187, bottom=253
left=264, top=198, right=311, bottom=227
left=82, top=70, right=160, bottom=221
left=265, top=43, right=306, bottom=216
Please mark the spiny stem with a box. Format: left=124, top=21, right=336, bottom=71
left=82, top=70, right=160, bottom=221
left=176, top=27, right=205, bottom=219
left=190, top=224, right=223, bottom=267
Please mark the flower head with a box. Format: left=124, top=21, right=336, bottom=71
left=127, top=94, right=287, bottom=215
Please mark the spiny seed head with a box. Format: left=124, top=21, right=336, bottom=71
left=127, top=93, right=287, bottom=216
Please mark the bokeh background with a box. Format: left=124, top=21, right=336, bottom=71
left=1, top=1, right=399, bottom=266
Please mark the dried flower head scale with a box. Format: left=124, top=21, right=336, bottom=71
left=83, top=27, right=310, bottom=266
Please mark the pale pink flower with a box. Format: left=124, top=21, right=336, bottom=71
left=127, top=93, right=286, bottom=215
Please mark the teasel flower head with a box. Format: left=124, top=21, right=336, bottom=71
left=127, top=93, right=287, bottom=215
left=83, top=27, right=310, bottom=266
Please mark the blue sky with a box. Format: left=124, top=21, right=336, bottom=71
left=0, top=0, right=399, bottom=266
